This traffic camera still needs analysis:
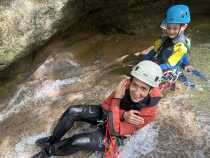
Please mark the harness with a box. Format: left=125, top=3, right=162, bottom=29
left=159, top=68, right=182, bottom=93
left=97, top=119, right=124, bottom=158
left=162, top=69, right=182, bottom=83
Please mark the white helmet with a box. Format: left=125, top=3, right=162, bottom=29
left=131, top=60, right=163, bottom=87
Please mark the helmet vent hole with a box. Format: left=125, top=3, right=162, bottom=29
left=135, top=66, right=139, bottom=71
left=155, top=77, right=159, bottom=81
left=181, top=12, right=185, bottom=18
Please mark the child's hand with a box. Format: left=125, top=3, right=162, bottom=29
left=114, top=79, right=128, bottom=99
left=184, top=65, right=194, bottom=72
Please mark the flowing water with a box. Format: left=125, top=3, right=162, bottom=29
left=0, top=13, right=210, bottom=158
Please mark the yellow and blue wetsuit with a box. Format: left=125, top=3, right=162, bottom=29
left=144, top=33, right=191, bottom=71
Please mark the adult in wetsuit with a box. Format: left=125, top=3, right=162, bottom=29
left=32, top=60, right=163, bottom=158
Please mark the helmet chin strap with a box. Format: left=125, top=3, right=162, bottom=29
left=173, top=24, right=182, bottom=39
left=174, top=24, right=187, bottom=39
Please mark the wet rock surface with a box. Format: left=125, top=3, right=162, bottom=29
left=0, top=0, right=169, bottom=72
left=0, top=40, right=210, bottom=157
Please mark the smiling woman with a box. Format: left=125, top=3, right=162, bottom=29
left=30, top=60, right=162, bottom=158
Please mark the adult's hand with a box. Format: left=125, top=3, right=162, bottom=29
left=114, top=79, right=128, bottom=99
left=123, top=110, right=144, bottom=126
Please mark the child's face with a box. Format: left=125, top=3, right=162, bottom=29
left=166, top=24, right=181, bottom=39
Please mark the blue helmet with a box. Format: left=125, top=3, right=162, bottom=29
left=162, top=5, right=191, bottom=24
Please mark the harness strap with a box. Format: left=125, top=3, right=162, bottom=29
left=103, top=120, right=119, bottom=158
left=160, top=69, right=182, bottom=93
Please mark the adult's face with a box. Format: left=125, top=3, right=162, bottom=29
left=129, top=78, right=151, bottom=103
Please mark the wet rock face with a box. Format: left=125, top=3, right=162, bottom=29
left=0, top=0, right=169, bottom=72
left=85, top=0, right=169, bottom=34
left=0, top=0, right=85, bottom=71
